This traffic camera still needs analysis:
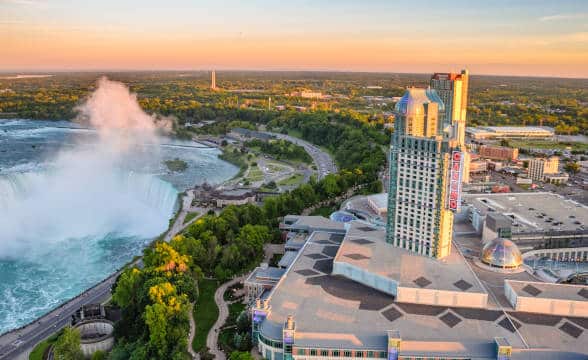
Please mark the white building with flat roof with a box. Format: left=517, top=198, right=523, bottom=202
left=467, top=126, right=554, bottom=140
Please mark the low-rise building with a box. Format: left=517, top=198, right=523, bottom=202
left=194, top=184, right=258, bottom=208
left=479, top=145, right=519, bottom=161
left=487, top=160, right=504, bottom=171
left=216, top=189, right=257, bottom=207
left=290, top=90, right=323, bottom=99
left=245, top=264, right=286, bottom=304
left=544, top=172, right=569, bottom=185
left=528, top=156, right=559, bottom=181
left=251, top=216, right=588, bottom=360
left=515, top=176, right=532, bottom=185
left=466, top=126, right=555, bottom=140
left=461, top=192, right=588, bottom=252
left=469, top=159, right=488, bottom=173
left=230, top=127, right=275, bottom=141
left=505, top=280, right=588, bottom=317
left=367, top=193, right=388, bottom=217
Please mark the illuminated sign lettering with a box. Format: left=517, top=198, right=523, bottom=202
left=283, top=330, right=294, bottom=344
left=387, top=337, right=400, bottom=360
left=387, top=349, right=398, bottom=360
left=447, top=150, right=463, bottom=212
left=253, top=310, right=266, bottom=323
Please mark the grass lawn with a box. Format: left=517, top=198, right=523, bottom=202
left=183, top=211, right=200, bottom=225
left=29, top=330, right=62, bottom=360
left=278, top=173, right=304, bottom=186
left=245, top=165, right=264, bottom=182
left=509, top=139, right=588, bottom=151
left=192, top=279, right=220, bottom=353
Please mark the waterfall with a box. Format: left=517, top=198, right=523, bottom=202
left=122, top=172, right=179, bottom=218
left=0, top=170, right=178, bottom=257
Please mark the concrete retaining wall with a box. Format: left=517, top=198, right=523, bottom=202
left=74, top=320, right=114, bottom=357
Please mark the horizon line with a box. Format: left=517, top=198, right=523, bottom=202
left=0, top=68, right=587, bottom=80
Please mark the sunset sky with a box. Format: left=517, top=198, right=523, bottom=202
left=1, top=0, right=587, bottom=77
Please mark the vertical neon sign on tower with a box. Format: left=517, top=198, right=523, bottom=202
left=448, top=151, right=463, bottom=212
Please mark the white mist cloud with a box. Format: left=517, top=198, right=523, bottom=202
left=0, top=78, right=176, bottom=258
left=75, top=76, right=172, bottom=148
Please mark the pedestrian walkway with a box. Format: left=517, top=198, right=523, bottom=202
left=205, top=276, right=245, bottom=360
left=188, top=304, right=200, bottom=360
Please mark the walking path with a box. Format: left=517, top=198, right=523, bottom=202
left=166, top=190, right=209, bottom=242
left=188, top=304, right=200, bottom=360
left=205, top=276, right=245, bottom=360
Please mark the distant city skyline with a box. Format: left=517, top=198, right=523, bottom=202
left=0, top=0, right=587, bottom=78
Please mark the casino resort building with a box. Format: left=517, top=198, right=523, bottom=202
left=245, top=72, right=588, bottom=360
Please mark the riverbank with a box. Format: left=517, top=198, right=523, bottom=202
left=0, top=131, right=339, bottom=359
left=0, top=185, right=206, bottom=360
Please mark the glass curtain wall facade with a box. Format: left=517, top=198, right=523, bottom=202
left=386, top=88, right=457, bottom=258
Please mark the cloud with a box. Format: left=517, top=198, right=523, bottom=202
left=539, top=13, right=588, bottom=22
left=0, top=0, right=43, bottom=5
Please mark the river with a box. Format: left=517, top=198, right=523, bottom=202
left=0, top=119, right=238, bottom=333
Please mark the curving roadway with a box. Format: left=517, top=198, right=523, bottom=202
left=264, top=132, right=338, bottom=179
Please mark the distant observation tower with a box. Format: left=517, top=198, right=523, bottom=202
left=210, top=70, right=216, bottom=90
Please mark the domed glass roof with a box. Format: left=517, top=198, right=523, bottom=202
left=480, top=237, right=523, bottom=269
left=329, top=211, right=357, bottom=223
left=394, top=88, right=445, bottom=116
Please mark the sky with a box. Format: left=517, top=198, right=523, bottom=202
left=0, top=0, right=587, bottom=78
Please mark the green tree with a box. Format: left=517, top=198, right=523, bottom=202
left=236, top=311, right=250, bottom=333
left=320, top=174, right=341, bottom=198
left=113, top=267, right=142, bottom=308
left=564, top=161, right=581, bottom=174
left=53, top=327, right=83, bottom=360
left=91, top=350, right=106, bottom=360
left=144, top=302, right=169, bottom=356
left=229, top=351, right=255, bottom=360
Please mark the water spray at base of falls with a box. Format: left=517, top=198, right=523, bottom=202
left=0, top=78, right=179, bottom=332
left=0, top=77, right=175, bottom=257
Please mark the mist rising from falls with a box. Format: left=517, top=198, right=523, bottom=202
left=0, top=170, right=177, bottom=257
left=0, top=77, right=176, bottom=258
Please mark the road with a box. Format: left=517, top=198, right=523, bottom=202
left=206, top=276, right=245, bottom=360
left=0, top=133, right=333, bottom=359
left=265, top=132, right=338, bottom=179
left=0, top=190, right=204, bottom=360
left=255, top=157, right=298, bottom=190
left=0, top=276, right=117, bottom=360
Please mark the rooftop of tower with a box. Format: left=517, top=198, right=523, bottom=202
left=431, top=69, right=469, bottom=80
left=394, top=87, right=445, bottom=116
